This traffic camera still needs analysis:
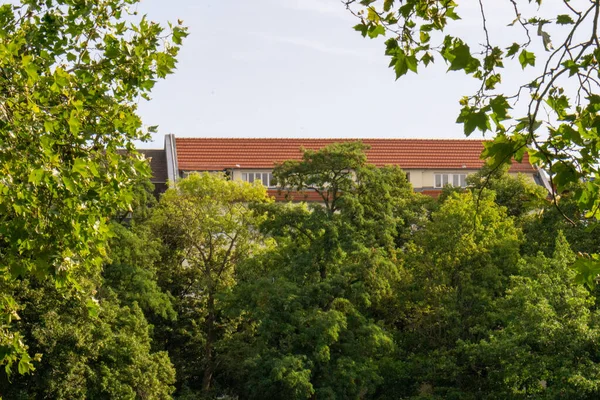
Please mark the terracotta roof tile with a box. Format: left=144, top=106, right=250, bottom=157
left=175, top=138, right=536, bottom=173
left=267, top=189, right=324, bottom=202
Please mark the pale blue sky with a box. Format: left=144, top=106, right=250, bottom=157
left=134, top=0, right=577, bottom=147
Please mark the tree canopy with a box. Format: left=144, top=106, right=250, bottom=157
left=0, top=0, right=186, bottom=374
left=346, top=0, right=600, bottom=286
left=6, top=1, right=600, bottom=397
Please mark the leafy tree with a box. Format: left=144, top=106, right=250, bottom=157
left=0, top=276, right=175, bottom=399
left=459, top=234, right=600, bottom=399
left=104, top=222, right=176, bottom=322
left=0, top=0, right=186, bottom=372
left=468, top=164, right=548, bottom=218
left=347, top=0, right=600, bottom=275
left=219, top=143, right=418, bottom=399
left=0, top=176, right=175, bottom=398
left=149, top=172, right=271, bottom=397
left=437, top=164, right=548, bottom=219
left=376, top=191, right=521, bottom=398
left=521, top=181, right=600, bottom=257
left=348, top=0, right=599, bottom=209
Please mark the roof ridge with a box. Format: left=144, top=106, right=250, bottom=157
left=175, top=137, right=491, bottom=141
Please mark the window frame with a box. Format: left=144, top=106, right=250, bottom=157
left=241, top=171, right=275, bottom=188
left=434, top=173, right=467, bottom=189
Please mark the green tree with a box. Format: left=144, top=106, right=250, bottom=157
left=0, top=276, right=175, bottom=399
left=521, top=181, right=600, bottom=257
left=0, top=0, right=186, bottom=372
left=347, top=0, right=600, bottom=275
left=220, top=143, right=417, bottom=399
left=0, top=176, right=175, bottom=398
left=468, top=164, right=548, bottom=218
left=348, top=0, right=600, bottom=211
left=149, top=172, right=271, bottom=397
left=377, top=191, right=521, bottom=398
left=460, top=234, right=600, bottom=399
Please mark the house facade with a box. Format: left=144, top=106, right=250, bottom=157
left=142, top=134, right=550, bottom=199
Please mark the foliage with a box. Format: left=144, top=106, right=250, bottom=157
left=0, top=277, right=175, bottom=399
left=0, top=0, right=186, bottom=373
left=215, top=143, right=418, bottom=399
left=468, top=163, right=548, bottom=218
left=376, top=193, right=600, bottom=399
left=148, top=172, right=272, bottom=397
left=347, top=0, right=600, bottom=279
left=104, top=222, right=176, bottom=321
left=27, top=143, right=597, bottom=399
left=521, top=181, right=600, bottom=258
left=459, top=234, right=600, bottom=399
left=380, top=191, right=521, bottom=397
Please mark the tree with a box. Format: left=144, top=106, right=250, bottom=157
left=0, top=0, right=186, bottom=372
left=0, top=176, right=177, bottom=398
left=468, top=163, right=548, bottom=218
left=149, top=172, right=271, bottom=396
left=346, top=0, right=600, bottom=248
left=219, top=143, right=418, bottom=399
left=378, top=191, right=522, bottom=398
left=459, top=234, right=600, bottom=398
left=0, top=272, right=176, bottom=399
left=521, top=181, right=600, bottom=257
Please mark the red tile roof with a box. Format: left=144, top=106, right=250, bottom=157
left=269, top=189, right=443, bottom=201
left=175, top=138, right=536, bottom=173
left=267, top=189, right=325, bottom=202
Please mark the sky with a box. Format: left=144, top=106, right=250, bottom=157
left=133, top=0, right=581, bottom=147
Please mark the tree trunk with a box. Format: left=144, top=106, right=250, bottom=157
left=202, top=291, right=215, bottom=394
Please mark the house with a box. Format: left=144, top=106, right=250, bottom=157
left=137, top=148, right=169, bottom=197
left=140, top=134, right=549, bottom=199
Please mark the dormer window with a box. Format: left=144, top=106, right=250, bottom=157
left=241, top=172, right=275, bottom=187
left=434, top=173, right=467, bottom=188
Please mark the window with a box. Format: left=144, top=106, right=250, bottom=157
left=241, top=172, right=275, bottom=187
left=434, top=173, right=467, bottom=188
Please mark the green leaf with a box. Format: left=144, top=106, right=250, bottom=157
left=405, top=54, right=418, bottom=73
left=447, top=41, right=480, bottom=74
left=353, top=23, right=368, bottom=38
left=556, top=14, right=575, bottom=25
left=422, top=52, right=434, bottom=66
left=489, top=95, right=511, bottom=121
left=368, top=24, right=385, bottom=39
left=552, top=162, right=578, bottom=191
left=383, top=0, right=394, bottom=12
left=17, top=356, right=31, bottom=375
left=72, top=158, right=88, bottom=177
left=28, top=169, right=44, bottom=185
left=527, top=149, right=545, bottom=165
left=481, top=135, right=518, bottom=168
left=485, top=74, right=501, bottom=90
left=446, top=7, right=460, bottom=21
left=506, top=43, right=520, bottom=57
left=68, top=111, right=81, bottom=134
left=546, top=95, right=570, bottom=118
left=573, top=256, right=600, bottom=289
left=86, top=298, right=100, bottom=318
left=456, top=106, right=490, bottom=135
left=561, top=59, right=579, bottom=76
left=518, top=49, right=536, bottom=69
left=62, top=176, right=76, bottom=192
left=172, top=26, right=188, bottom=45
left=43, top=120, right=54, bottom=133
